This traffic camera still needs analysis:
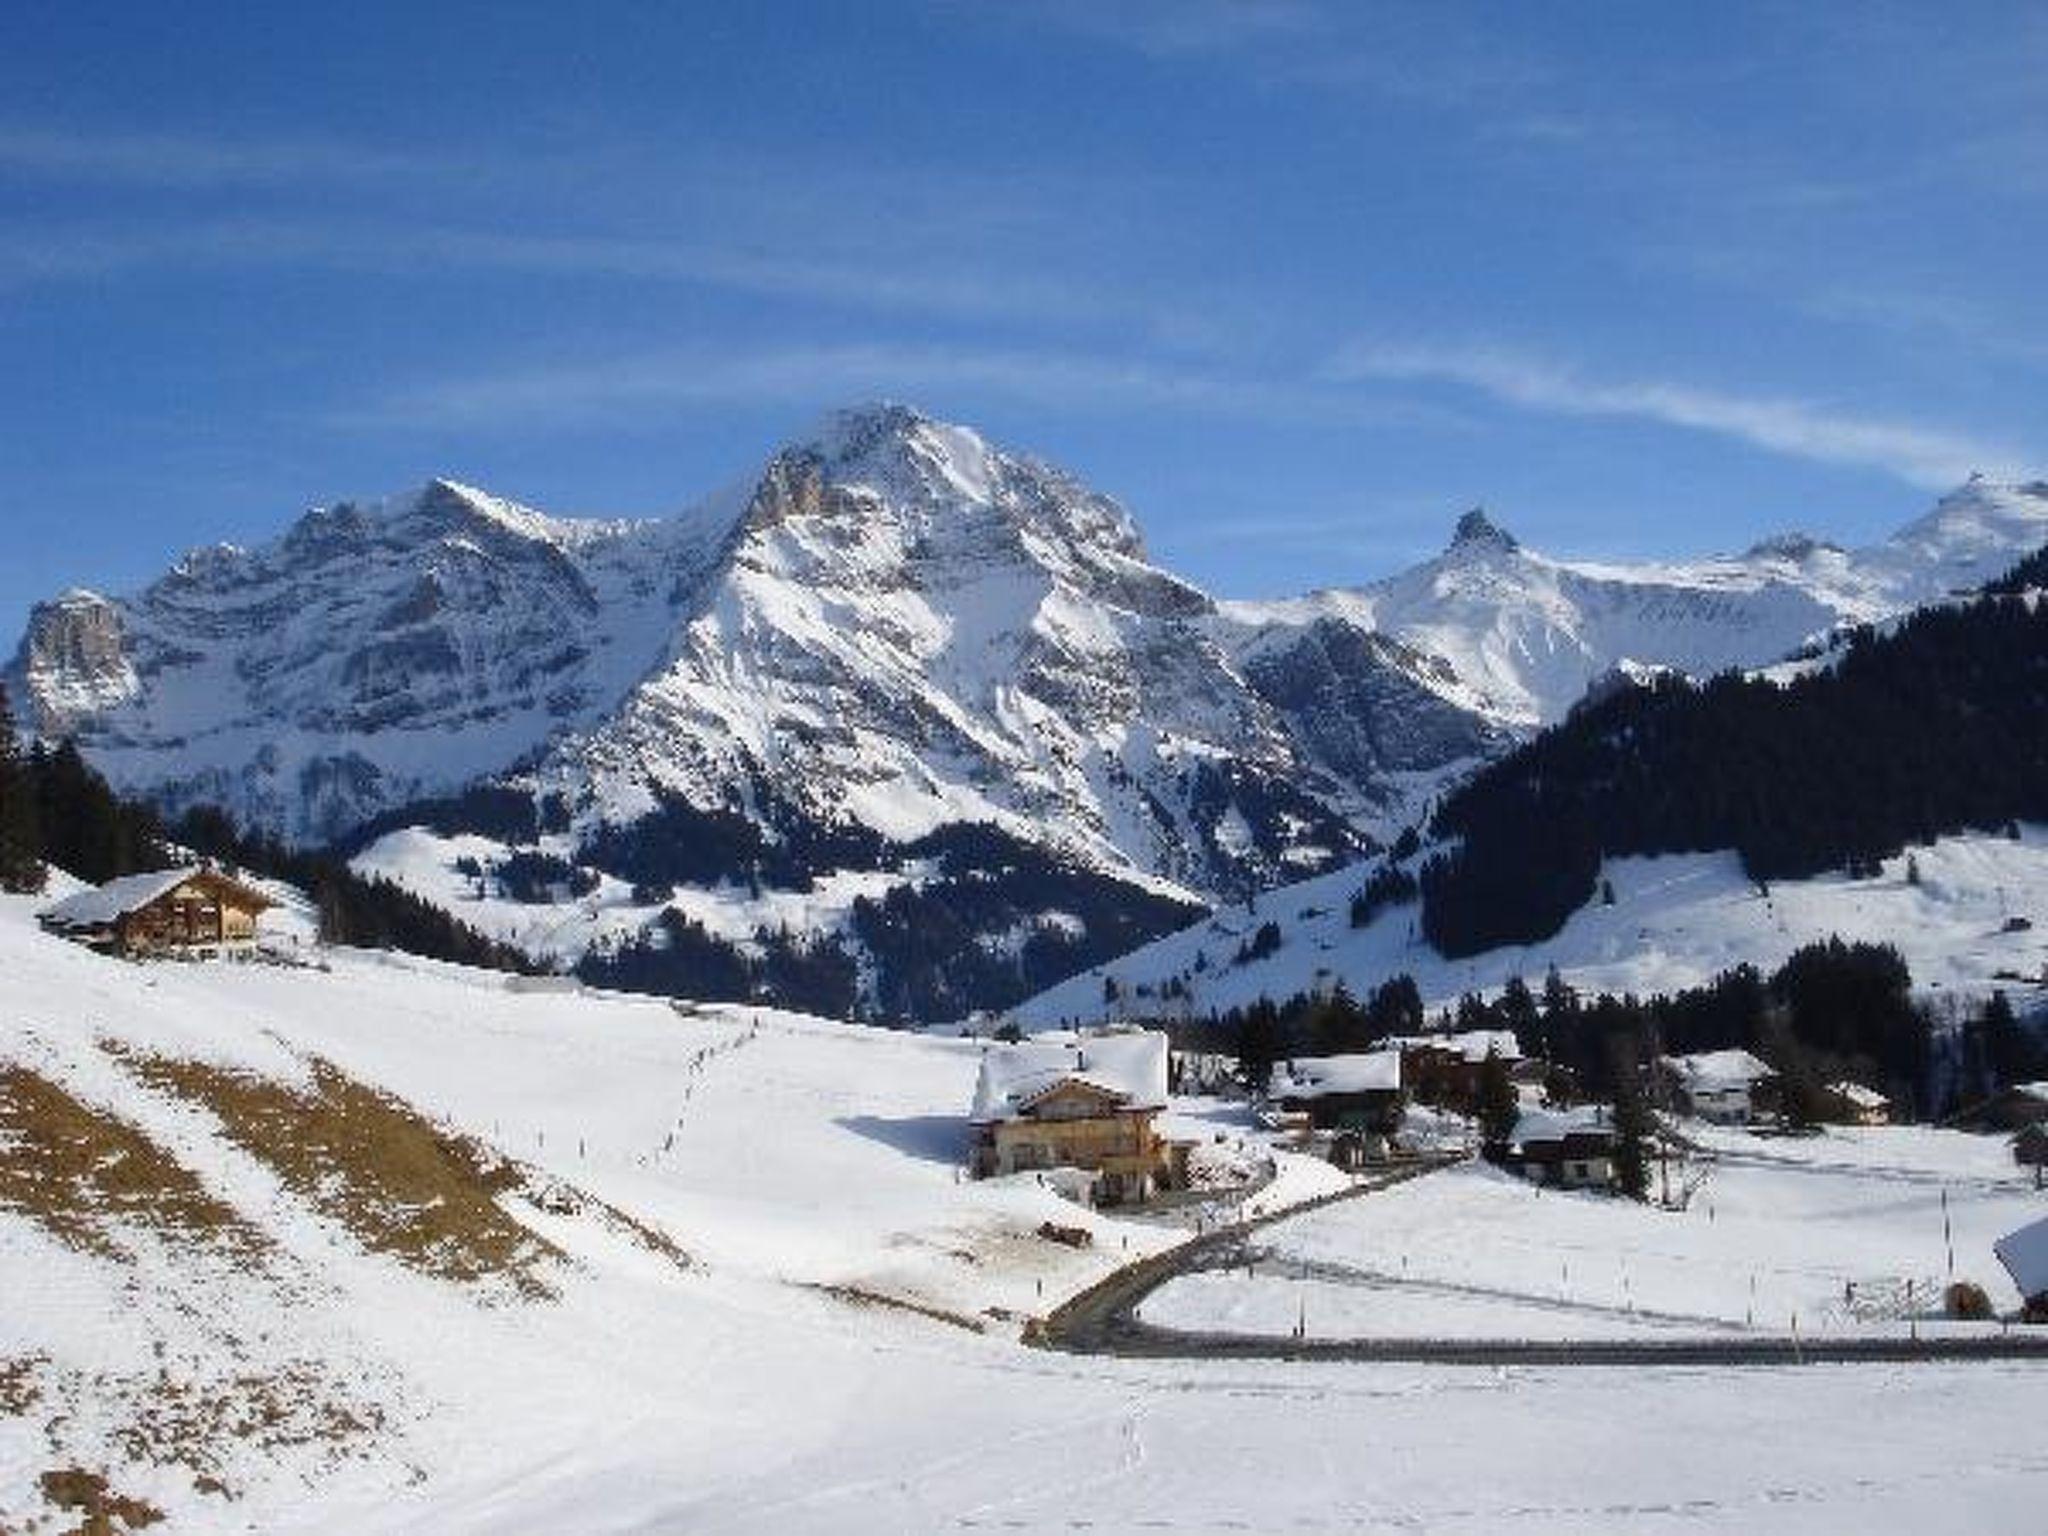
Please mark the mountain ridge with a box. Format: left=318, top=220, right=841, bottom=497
left=11, top=404, right=2048, bottom=1018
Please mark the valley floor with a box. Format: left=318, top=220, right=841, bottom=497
left=2, top=893, right=2045, bottom=1533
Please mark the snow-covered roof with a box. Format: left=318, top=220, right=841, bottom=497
left=1272, top=1050, right=1403, bottom=1100
left=1380, top=1030, right=1522, bottom=1064
left=1830, top=1080, right=1890, bottom=1110
left=970, top=1030, right=1167, bottom=1124
left=1512, top=1104, right=1612, bottom=1151
left=1661, top=1049, right=1775, bottom=1088
left=1994, top=1214, right=2048, bottom=1300
left=36, top=867, right=273, bottom=929
left=2016, top=1082, right=2048, bottom=1105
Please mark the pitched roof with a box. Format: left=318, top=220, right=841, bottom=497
left=1380, top=1029, right=1522, bottom=1064
left=1995, top=1214, right=2048, bottom=1299
left=39, top=866, right=273, bottom=929
left=1512, top=1103, right=1612, bottom=1151
left=1830, top=1080, right=1890, bottom=1110
left=1272, top=1050, right=1403, bottom=1100
left=1661, top=1049, right=1776, bottom=1088
left=971, top=1031, right=1167, bottom=1124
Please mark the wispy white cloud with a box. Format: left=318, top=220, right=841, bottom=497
left=0, top=217, right=1119, bottom=329
left=989, top=0, right=1550, bottom=112
left=0, top=125, right=460, bottom=187
left=1330, top=340, right=2028, bottom=487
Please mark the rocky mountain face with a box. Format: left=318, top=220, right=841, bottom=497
left=10, top=407, right=2045, bottom=1019
left=11, top=479, right=714, bottom=843
left=541, top=404, right=1417, bottom=900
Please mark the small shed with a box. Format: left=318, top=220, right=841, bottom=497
left=40, top=866, right=275, bottom=956
left=1826, top=1080, right=1892, bottom=1126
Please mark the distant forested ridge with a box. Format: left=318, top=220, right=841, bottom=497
left=1421, top=552, right=2048, bottom=957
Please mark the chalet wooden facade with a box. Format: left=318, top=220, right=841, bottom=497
left=969, top=1031, right=1187, bottom=1206
left=1270, top=1051, right=1405, bottom=1134
left=1380, top=1030, right=1523, bottom=1114
left=1508, top=1106, right=1617, bottom=1191
left=40, top=867, right=275, bottom=956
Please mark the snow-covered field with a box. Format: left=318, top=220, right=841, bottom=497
left=1025, top=825, right=2048, bottom=1026
left=1145, top=1127, right=2048, bottom=1343
left=6, top=892, right=2048, bottom=1532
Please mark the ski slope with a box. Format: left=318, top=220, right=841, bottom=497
left=5, top=893, right=2048, bottom=1532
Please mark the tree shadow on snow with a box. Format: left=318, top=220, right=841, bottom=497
left=837, top=1113, right=972, bottom=1165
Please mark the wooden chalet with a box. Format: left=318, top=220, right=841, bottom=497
left=1379, top=1030, right=1523, bottom=1113
left=1269, top=1050, right=1406, bottom=1134
left=1507, top=1105, right=1617, bottom=1191
left=969, top=1030, right=1187, bottom=1205
left=40, top=866, right=275, bottom=956
left=1656, top=1049, right=1779, bottom=1124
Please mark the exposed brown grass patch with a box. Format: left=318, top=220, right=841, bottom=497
left=122, top=1054, right=561, bottom=1297
left=0, top=1355, right=44, bottom=1417
left=0, top=1066, right=268, bottom=1265
left=3, top=1358, right=390, bottom=1524
left=110, top=1359, right=386, bottom=1489
left=812, top=1284, right=986, bottom=1334
left=35, top=1468, right=164, bottom=1534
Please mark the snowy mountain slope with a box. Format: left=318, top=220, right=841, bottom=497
left=8, top=479, right=724, bottom=843
left=539, top=404, right=1396, bottom=896
left=1020, top=826, right=2048, bottom=1027
left=13, top=408, right=2046, bottom=1021
left=6, top=895, right=2048, bottom=1533
left=1225, top=482, right=2048, bottom=727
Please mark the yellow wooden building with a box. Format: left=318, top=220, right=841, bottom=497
left=969, top=1030, right=1186, bottom=1205
left=40, top=866, right=275, bottom=956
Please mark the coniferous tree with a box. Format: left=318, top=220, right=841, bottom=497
left=1610, top=1046, right=1654, bottom=1201
left=1364, top=973, right=1424, bottom=1037
left=1496, top=974, right=1540, bottom=1056
left=1476, top=1050, right=1519, bottom=1158
left=0, top=683, right=45, bottom=893
left=1236, top=998, right=1283, bottom=1094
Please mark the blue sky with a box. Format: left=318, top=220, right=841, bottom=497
left=4, top=1, right=2046, bottom=641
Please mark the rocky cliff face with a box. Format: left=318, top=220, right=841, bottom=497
left=6, top=479, right=709, bottom=842
left=547, top=404, right=1385, bottom=898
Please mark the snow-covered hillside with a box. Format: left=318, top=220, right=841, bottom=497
left=1022, top=826, right=2048, bottom=1026
left=7, top=893, right=2048, bottom=1532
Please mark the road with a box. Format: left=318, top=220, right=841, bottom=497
left=1032, top=1156, right=2048, bottom=1367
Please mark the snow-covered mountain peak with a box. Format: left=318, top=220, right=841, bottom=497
left=1876, top=476, right=2048, bottom=590
left=1448, top=506, right=1518, bottom=554
left=762, top=402, right=1149, bottom=568
left=1741, top=531, right=1841, bottom=564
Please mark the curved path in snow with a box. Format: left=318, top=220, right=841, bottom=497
left=1033, top=1160, right=2048, bottom=1368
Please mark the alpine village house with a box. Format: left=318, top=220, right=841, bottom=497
left=39, top=866, right=275, bottom=957
left=969, top=1031, right=1188, bottom=1206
